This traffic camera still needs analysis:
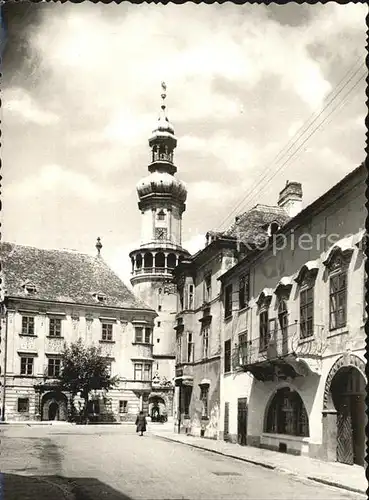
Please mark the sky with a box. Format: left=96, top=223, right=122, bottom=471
left=1, top=2, right=367, bottom=287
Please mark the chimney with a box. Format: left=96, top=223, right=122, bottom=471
left=96, top=237, right=102, bottom=256
left=278, top=181, right=302, bottom=218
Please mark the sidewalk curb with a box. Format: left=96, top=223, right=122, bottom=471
left=154, top=434, right=366, bottom=496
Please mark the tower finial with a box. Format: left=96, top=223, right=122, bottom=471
left=161, top=81, right=167, bottom=112
left=96, top=237, right=102, bottom=256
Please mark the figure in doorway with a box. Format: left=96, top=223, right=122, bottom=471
left=135, top=411, right=147, bottom=436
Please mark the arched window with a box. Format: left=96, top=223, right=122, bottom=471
left=167, top=253, right=176, bottom=269
left=144, top=252, right=153, bottom=269
left=136, top=254, right=142, bottom=269
left=265, top=387, right=309, bottom=437
left=155, top=252, right=165, bottom=269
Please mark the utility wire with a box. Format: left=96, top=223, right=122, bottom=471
left=216, top=56, right=366, bottom=230
left=223, top=71, right=366, bottom=223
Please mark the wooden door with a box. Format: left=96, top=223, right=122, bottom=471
left=224, top=402, right=229, bottom=442
left=237, top=398, right=248, bottom=446
left=337, top=411, right=354, bottom=465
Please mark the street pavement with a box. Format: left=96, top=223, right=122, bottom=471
left=0, top=423, right=365, bottom=500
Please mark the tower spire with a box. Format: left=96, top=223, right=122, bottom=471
left=160, top=81, right=167, bottom=114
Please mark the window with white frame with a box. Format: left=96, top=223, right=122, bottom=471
left=259, top=310, right=269, bottom=352
left=134, top=362, right=151, bottom=381
left=22, top=316, right=34, bottom=335
left=20, top=357, right=34, bottom=375
left=49, top=318, right=62, bottom=337
left=238, top=332, right=248, bottom=366
left=224, top=339, right=231, bottom=373
left=176, top=334, right=182, bottom=363
left=101, top=323, right=113, bottom=341
left=135, top=327, right=152, bottom=343
left=186, top=284, right=194, bottom=310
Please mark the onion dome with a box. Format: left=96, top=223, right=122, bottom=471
left=137, top=171, right=187, bottom=203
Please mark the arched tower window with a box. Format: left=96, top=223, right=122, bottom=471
left=265, top=387, right=309, bottom=437
left=136, top=254, right=142, bottom=269
left=155, top=252, right=165, bottom=269
left=167, top=253, right=176, bottom=269
left=144, top=252, right=153, bottom=269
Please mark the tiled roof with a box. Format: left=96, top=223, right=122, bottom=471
left=223, top=204, right=290, bottom=246
left=0, top=242, right=152, bottom=311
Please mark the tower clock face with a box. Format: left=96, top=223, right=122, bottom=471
left=155, top=228, right=167, bottom=240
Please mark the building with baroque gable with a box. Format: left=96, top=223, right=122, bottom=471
left=129, top=89, right=190, bottom=420
left=218, top=163, right=366, bottom=467
left=0, top=240, right=157, bottom=422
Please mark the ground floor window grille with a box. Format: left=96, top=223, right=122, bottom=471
left=119, top=400, right=128, bottom=413
left=265, top=387, right=309, bottom=437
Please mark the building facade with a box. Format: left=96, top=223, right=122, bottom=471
left=0, top=241, right=157, bottom=422
left=218, top=164, right=366, bottom=467
left=129, top=89, right=189, bottom=420
left=172, top=198, right=290, bottom=437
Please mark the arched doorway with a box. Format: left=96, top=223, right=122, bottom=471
left=324, top=354, right=366, bottom=466
left=148, top=395, right=166, bottom=422
left=41, top=392, right=68, bottom=421
left=264, top=386, right=309, bottom=437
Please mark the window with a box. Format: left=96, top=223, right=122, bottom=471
left=187, top=332, right=194, bottom=363
left=102, top=323, right=113, bottom=341
left=329, top=271, right=347, bottom=330
left=224, top=339, right=231, bottom=373
left=204, top=273, right=212, bottom=303
left=238, top=332, right=248, bottom=366
left=239, top=274, right=250, bottom=309
left=119, top=400, right=128, bottom=413
left=47, top=358, right=61, bottom=378
left=135, top=327, right=151, bottom=343
left=300, top=286, right=314, bottom=338
left=224, top=284, right=233, bottom=318
left=186, top=284, right=194, bottom=310
left=202, top=326, right=209, bottom=359
left=134, top=363, right=151, bottom=381
left=157, top=321, right=161, bottom=327
left=49, top=318, right=62, bottom=337
left=105, top=361, right=112, bottom=376
left=20, top=357, right=34, bottom=375
left=278, top=300, right=288, bottom=339
left=87, top=400, right=100, bottom=415
left=200, top=386, right=209, bottom=418
left=176, top=335, right=182, bottom=363
left=183, top=386, right=191, bottom=417
left=157, top=210, right=165, bottom=221
left=22, top=316, right=34, bottom=335
left=158, top=305, right=162, bottom=312
left=17, top=398, right=29, bottom=413
left=265, top=387, right=309, bottom=437
left=259, top=310, right=269, bottom=352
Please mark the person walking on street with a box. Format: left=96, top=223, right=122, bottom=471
left=135, top=410, right=147, bottom=436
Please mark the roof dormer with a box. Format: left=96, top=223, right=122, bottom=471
left=22, top=281, right=37, bottom=294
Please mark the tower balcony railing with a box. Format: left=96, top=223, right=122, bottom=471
left=133, top=266, right=175, bottom=276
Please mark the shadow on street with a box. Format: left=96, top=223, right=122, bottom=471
left=1, top=473, right=134, bottom=500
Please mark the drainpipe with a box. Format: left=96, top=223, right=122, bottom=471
left=1, top=299, right=9, bottom=422
left=177, top=384, right=182, bottom=434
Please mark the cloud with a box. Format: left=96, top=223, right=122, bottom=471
left=3, top=87, right=59, bottom=125
left=183, top=233, right=206, bottom=254
left=6, top=164, right=123, bottom=202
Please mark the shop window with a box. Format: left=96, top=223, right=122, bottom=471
left=265, top=387, right=309, bottom=437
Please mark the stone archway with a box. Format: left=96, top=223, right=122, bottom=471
left=323, top=354, right=366, bottom=466
left=41, top=391, right=68, bottom=421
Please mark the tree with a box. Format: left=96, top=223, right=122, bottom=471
left=59, top=338, right=119, bottom=423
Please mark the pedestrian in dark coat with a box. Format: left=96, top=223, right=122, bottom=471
left=135, top=411, right=147, bottom=436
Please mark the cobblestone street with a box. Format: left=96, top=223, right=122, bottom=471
left=0, top=424, right=365, bottom=500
